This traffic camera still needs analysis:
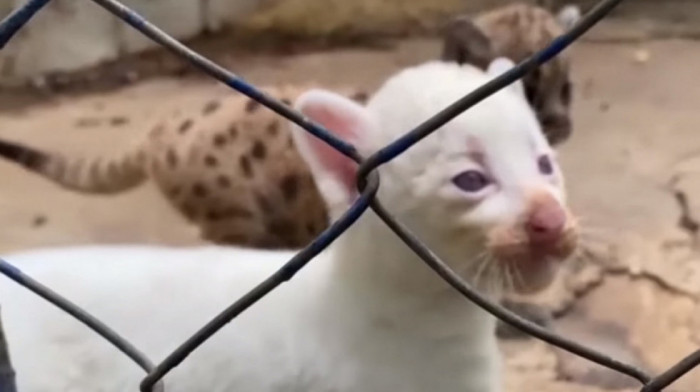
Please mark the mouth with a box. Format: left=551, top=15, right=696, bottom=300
left=502, top=254, right=559, bottom=294
left=489, top=229, right=578, bottom=294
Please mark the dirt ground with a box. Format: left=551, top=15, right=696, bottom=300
left=1, top=19, right=700, bottom=391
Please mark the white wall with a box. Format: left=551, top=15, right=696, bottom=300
left=0, top=0, right=262, bottom=84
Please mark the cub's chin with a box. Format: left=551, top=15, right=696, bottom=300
left=489, top=226, right=579, bottom=295
left=506, top=256, right=559, bottom=294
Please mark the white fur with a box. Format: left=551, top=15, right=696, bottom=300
left=556, top=4, right=581, bottom=30
left=0, top=59, right=566, bottom=392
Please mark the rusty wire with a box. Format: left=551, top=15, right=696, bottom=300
left=0, top=0, right=695, bottom=391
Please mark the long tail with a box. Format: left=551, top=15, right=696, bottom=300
left=0, top=138, right=147, bottom=194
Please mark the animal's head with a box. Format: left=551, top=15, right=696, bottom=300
left=289, top=59, right=578, bottom=295
left=441, top=4, right=581, bottom=146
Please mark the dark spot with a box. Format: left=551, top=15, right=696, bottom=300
left=266, top=121, right=279, bottom=136
left=204, top=155, right=218, bottom=167
left=166, top=149, right=178, bottom=168
left=280, top=174, right=299, bottom=201
left=250, top=140, right=266, bottom=160
left=240, top=155, right=252, bottom=178
left=561, top=80, right=572, bottom=106
left=216, top=175, right=231, bottom=188
left=599, top=101, right=610, bottom=112
left=202, top=99, right=221, bottom=115
left=228, top=125, right=238, bottom=139
left=181, top=204, right=197, bottom=219
left=268, top=219, right=294, bottom=237
left=245, top=99, right=260, bottom=113
left=192, top=183, right=208, bottom=198
left=178, top=119, right=193, bottom=134
left=351, top=91, right=369, bottom=103
left=205, top=210, right=220, bottom=221
left=75, top=117, right=101, bottom=128
left=306, top=222, right=318, bottom=235
left=169, top=186, right=182, bottom=197
left=256, top=193, right=272, bottom=214
left=110, top=116, right=129, bottom=127
left=674, top=190, right=700, bottom=236
left=524, top=67, right=541, bottom=106
left=32, top=215, right=47, bottom=228
left=281, top=98, right=292, bottom=106
left=0, top=139, right=48, bottom=169
left=213, top=133, right=227, bottom=148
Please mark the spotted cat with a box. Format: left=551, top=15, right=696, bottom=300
left=0, top=85, right=367, bottom=248
left=442, top=2, right=580, bottom=145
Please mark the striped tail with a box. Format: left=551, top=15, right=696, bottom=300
left=0, top=138, right=147, bottom=194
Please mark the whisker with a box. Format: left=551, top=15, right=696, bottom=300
left=472, top=253, right=491, bottom=290
left=488, top=259, right=503, bottom=297
left=503, top=262, right=516, bottom=294
left=479, top=258, right=493, bottom=294
left=511, top=260, right=526, bottom=291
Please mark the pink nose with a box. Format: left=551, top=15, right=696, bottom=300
left=526, top=198, right=566, bottom=244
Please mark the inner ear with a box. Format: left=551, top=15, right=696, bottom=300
left=290, top=89, right=375, bottom=200
left=440, top=16, right=495, bottom=70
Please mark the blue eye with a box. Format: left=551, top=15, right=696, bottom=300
left=538, top=155, right=554, bottom=175
left=452, top=170, right=490, bottom=192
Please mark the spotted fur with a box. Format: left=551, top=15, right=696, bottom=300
left=0, top=85, right=366, bottom=249
left=442, top=2, right=581, bottom=145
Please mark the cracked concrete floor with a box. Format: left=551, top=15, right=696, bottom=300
left=0, top=26, right=699, bottom=391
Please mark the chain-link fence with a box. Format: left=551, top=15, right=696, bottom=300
left=0, top=0, right=696, bottom=391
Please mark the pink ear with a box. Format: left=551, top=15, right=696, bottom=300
left=293, top=89, right=374, bottom=197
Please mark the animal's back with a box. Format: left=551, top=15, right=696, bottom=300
left=148, top=89, right=331, bottom=248
left=0, top=244, right=320, bottom=392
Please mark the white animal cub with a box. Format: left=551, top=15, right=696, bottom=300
left=0, top=58, right=578, bottom=392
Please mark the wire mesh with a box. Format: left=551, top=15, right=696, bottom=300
left=0, top=0, right=695, bottom=391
